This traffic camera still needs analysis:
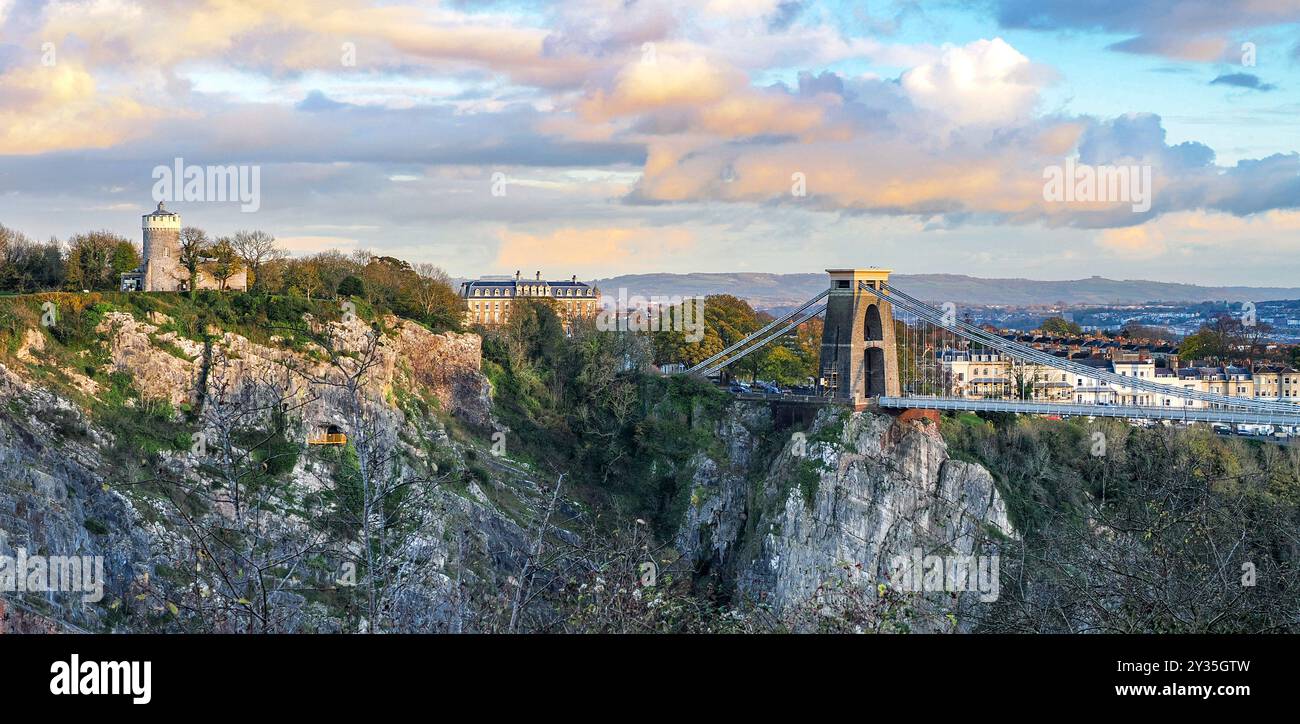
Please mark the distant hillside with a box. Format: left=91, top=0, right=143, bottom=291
left=589, top=273, right=1300, bottom=309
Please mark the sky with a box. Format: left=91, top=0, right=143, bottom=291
left=0, top=0, right=1298, bottom=285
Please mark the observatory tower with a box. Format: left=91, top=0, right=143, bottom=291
left=141, top=201, right=181, bottom=292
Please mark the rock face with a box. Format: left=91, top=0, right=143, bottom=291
left=0, top=365, right=154, bottom=632
left=675, top=403, right=1011, bottom=631
left=0, top=308, right=545, bottom=633
left=94, top=311, right=491, bottom=427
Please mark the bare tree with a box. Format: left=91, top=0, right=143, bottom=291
left=178, top=226, right=209, bottom=295
left=128, top=356, right=331, bottom=633
left=509, top=473, right=564, bottom=632
left=207, top=238, right=243, bottom=290
left=408, top=263, right=454, bottom=317
left=231, top=230, right=285, bottom=293
left=289, top=319, right=450, bottom=631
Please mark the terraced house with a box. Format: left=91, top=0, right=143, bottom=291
left=940, top=349, right=1300, bottom=408
left=461, top=271, right=598, bottom=327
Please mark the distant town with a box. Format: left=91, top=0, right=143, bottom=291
left=963, top=300, right=1300, bottom=344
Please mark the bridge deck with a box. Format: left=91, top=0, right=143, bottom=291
left=733, top=392, right=833, bottom=405
left=878, top=396, right=1300, bottom=426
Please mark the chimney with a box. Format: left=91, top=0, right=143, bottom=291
left=535, top=270, right=541, bottom=281
left=571, top=275, right=576, bottom=283
left=515, top=270, right=520, bottom=281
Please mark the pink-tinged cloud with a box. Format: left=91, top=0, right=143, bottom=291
left=0, top=63, right=168, bottom=154
left=495, top=226, right=694, bottom=276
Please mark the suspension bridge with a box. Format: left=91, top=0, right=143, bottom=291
left=684, top=268, right=1300, bottom=428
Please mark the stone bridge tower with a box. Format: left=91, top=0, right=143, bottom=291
left=819, top=268, right=901, bottom=408
left=142, top=201, right=181, bottom=292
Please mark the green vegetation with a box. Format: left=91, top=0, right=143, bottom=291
left=479, top=298, right=735, bottom=534
left=942, top=412, right=1300, bottom=632
left=1, top=222, right=465, bottom=334
left=1038, top=316, right=1082, bottom=336
left=649, top=294, right=819, bottom=386
left=795, top=458, right=822, bottom=509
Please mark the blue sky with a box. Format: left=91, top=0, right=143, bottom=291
left=0, top=0, right=1297, bottom=285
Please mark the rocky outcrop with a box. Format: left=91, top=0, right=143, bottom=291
left=396, top=323, right=492, bottom=427
left=93, top=312, right=491, bottom=427
left=675, top=403, right=1011, bottom=631
left=0, top=365, right=153, bottom=632
left=0, top=306, right=544, bottom=633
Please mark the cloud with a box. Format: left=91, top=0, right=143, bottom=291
left=899, top=38, right=1047, bottom=126
left=1, top=0, right=1298, bottom=278
left=991, top=0, right=1300, bottom=60
left=1096, top=225, right=1166, bottom=258
left=1107, top=35, right=1229, bottom=62
left=1209, top=72, right=1277, bottom=91
left=0, top=62, right=168, bottom=154
left=495, top=226, right=693, bottom=276
left=277, top=235, right=360, bottom=255
left=296, top=90, right=349, bottom=112
left=1095, top=210, right=1300, bottom=262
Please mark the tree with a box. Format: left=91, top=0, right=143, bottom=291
left=110, top=240, right=140, bottom=277
left=359, top=255, right=411, bottom=308
left=652, top=295, right=764, bottom=370
left=965, top=422, right=1300, bottom=633
left=337, top=275, right=366, bottom=298
left=405, top=263, right=463, bottom=330
left=1180, top=314, right=1257, bottom=365
left=290, top=323, right=450, bottom=631
left=206, top=238, right=243, bottom=291
left=230, top=230, right=284, bottom=292
left=178, top=227, right=209, bottom=296
left=757, top=346, right=805, bottom=386
left=0, top=225, right=64, bottom=292
left=65, top=230, right=131, bottom=291
left=1121, top=323, right=1176, bottom=343
left=279, top=258, right=324, bottom=300
left=1040, top=316, right=1082, bottom=336
left=311, top=251, right=359, bottom=298
left=1008, top=361, right=1043, bottom=400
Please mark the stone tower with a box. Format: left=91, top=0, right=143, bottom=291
left=819, top=268, right=901, bottom=408
left=142, top=201, right=181, bottom=292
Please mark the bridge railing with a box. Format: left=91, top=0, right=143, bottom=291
left=871, top=280, right=1300, bottom=416
left=878, top=396, right=1300, bottom=426
left=733, top=391, right=831, bottom=404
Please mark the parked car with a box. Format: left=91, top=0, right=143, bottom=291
left=728, top=382, right=751, bottom=394
left=790, top=385, right=816, bottom=396
left=753, top=380, right=781, bottom=394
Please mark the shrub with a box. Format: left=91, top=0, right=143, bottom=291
left=337, top=276, right=365, bottom=298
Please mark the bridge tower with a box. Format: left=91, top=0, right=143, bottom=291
left=819, top=268, right=901, bottom=408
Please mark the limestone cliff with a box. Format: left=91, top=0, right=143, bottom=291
left=675, top=402, right=1011, bottom=631
left=0, top=301, right=559, bottom=633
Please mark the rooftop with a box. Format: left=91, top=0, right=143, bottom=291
left=144, top=201, right=178, bottom=217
